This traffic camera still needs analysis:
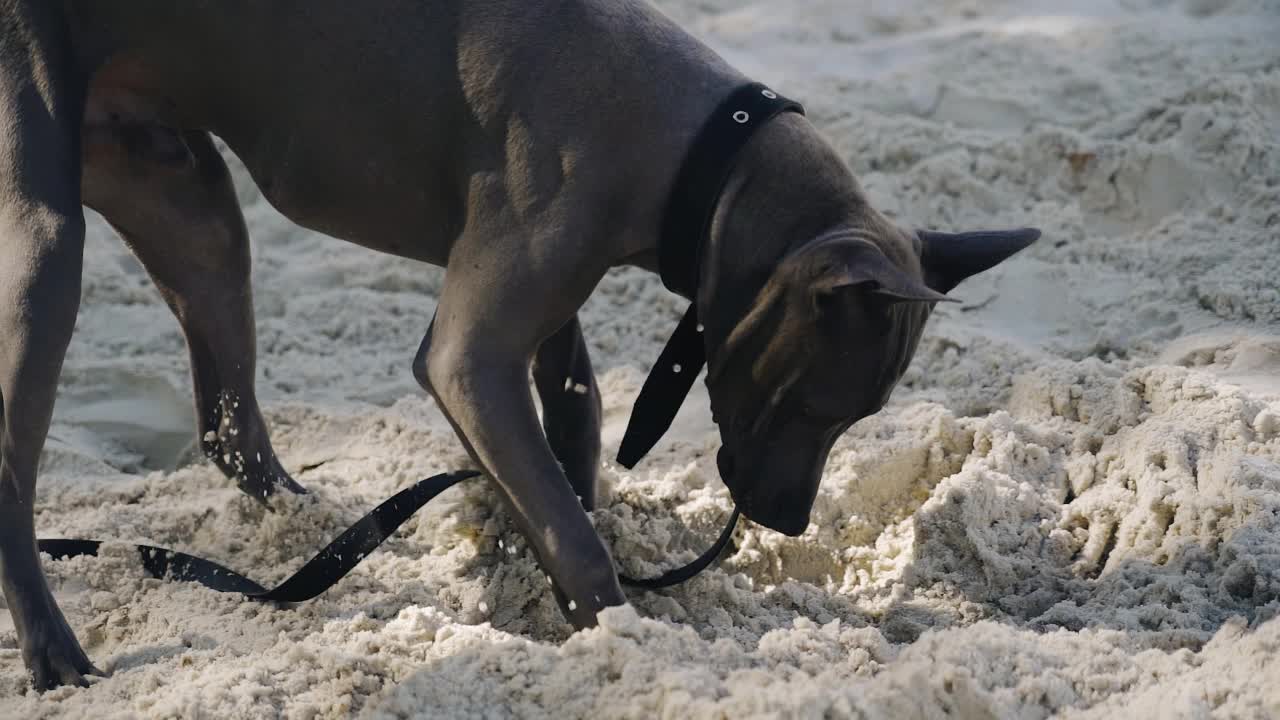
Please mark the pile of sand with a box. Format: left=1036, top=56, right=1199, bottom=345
left=3, top=0, right=1278, bottom=717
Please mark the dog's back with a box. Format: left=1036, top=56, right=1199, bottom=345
left=59, top=0, right=745, bottom=262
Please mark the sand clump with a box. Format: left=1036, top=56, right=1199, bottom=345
left=2, top=0, right=1279, bottom=717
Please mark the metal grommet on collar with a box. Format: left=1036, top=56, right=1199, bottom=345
left=761, top=89, right=778, bottom=99
left=732, top=110, right=750, bottom=123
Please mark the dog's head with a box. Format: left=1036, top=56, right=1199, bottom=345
left=705, top=223, right=1039, bottom=535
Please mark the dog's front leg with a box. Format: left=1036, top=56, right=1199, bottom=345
left=413, top=239, right=623, bottom=629
left=532, top=316, right=602, bottom=510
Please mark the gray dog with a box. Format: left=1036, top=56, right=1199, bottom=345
left=0, top=0, right=1038, bottom=690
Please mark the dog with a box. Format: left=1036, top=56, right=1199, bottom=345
left=0, top=0, right=1038, bottom=690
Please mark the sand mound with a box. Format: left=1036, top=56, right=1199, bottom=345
left=2, top=0, right=1278, bottom=717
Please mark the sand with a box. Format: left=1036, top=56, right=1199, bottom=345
left=3, top=0, right=1279, bottom=717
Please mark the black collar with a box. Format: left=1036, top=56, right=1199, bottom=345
left=617, top=82, right=805, bottom=468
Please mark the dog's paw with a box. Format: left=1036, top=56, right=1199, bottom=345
left=209, top=438, right=307, bottom=505
left=202, top=431, right=304, bottom=500
left=21, top=616, right=105, bottom=692
left=200, top=393, right=307, bottom=504
left=233, top=464, right=308, bottom=506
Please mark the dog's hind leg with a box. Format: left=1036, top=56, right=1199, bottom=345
left=81, top=121, right=304, bottom=502
left=0, top=3, right=102, bottom=691
left=532, top=316, right=602, bottom=509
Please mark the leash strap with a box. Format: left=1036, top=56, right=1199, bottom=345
left=616, top=308, right=706, bottom=468
left=619, top=507, right=740, bottom=589
left=617, top=82, right=804, bottom=469
left=37, top=471, right=737, bottom=598
left=38, top=470, right=480, bottom=602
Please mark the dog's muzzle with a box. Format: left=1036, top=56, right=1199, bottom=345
left=717, top=426, right=829, bottom=537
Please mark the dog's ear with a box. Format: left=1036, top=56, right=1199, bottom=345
left=917, top=228, right=1041, bottom=294
left=711, top=238, right=946, bottom=382
left=809, top=238, right=952, bottom=305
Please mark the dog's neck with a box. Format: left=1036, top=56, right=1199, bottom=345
left=695, top=112, right=867, bottom=349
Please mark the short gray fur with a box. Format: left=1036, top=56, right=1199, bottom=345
left=0, top=0, right=1038, bottom=690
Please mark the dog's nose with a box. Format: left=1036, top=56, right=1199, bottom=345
left=723, top=423, right=831, bottom=536
left=743, top=497, right=812, bottom=536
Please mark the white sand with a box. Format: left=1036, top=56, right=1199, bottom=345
left=3, top=0, right=1279, bottom=717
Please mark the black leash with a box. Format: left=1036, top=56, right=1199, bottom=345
left=38, top=471, right=738, bottom=600
left=617, top=82, right=805, bottom=469
left=38, top=470, right=481, bottom=602
left=619, top=507, right=740, bottom=589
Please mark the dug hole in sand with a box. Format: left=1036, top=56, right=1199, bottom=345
left=3, top=0, right=1279, bottom=717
